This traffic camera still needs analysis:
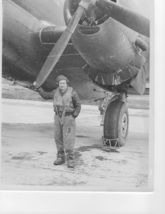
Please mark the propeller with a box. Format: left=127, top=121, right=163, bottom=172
left=96, top=0, right=150, bottom=38
left=34, top=0, right=97, bottom=89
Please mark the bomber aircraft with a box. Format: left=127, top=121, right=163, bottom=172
left=2, top=0, right=150, bottom=147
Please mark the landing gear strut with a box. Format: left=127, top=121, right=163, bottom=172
left=103, top=94, right=129, bottom=147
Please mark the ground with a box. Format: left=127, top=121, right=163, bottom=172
left=0, top=79, right=151, bottom=191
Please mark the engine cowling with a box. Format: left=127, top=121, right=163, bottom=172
left=63, top=0, right=148, bottom=88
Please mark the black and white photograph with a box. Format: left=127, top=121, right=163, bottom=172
left=1, top=0, right=153, bottom=194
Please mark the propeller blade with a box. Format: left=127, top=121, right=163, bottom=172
left=97, top=0, right=150, bottom=38
left=35, top=0, right=96, bottom=88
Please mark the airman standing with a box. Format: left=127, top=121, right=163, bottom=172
left=37, top=75, right=81, bottom=168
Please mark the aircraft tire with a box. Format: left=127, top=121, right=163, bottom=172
left=104, top=100, right=129, bottom=147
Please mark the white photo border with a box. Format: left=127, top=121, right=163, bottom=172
left=1, top=0, right=165, bottom=213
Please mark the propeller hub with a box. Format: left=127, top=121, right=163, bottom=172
left=64, top=0, right=109, bottom=27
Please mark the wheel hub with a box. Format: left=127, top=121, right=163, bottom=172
left=121, top=113, right=128, bottom=138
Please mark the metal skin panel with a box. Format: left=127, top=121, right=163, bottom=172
left=71, top=17, right=146, bottom=85
left=72, top=18, right=135, bottom=71
left=2, top=0, right=43, bottom=79
left=40, top=26, right=67, bottom=44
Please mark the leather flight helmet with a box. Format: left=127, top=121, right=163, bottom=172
left=56, top=75, right=69, bottom=83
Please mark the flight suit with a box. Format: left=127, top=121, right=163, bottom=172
left=53, top=86, right=81, bottom=163
left=38, top=86, right=81, bottom=166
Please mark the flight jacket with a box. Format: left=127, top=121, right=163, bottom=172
left=38, top=87, right=81, bottom=118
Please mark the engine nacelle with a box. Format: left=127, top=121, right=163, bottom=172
left=63, top=0, right=146, bottom=86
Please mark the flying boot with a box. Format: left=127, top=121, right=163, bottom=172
left=53, top=152, right=65, bottom=165
left=68, top=159, right=74, bottom=168
left=67, top=152, right=74, bottom=168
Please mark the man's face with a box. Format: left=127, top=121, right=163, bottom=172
left=59, top=80, right=67, bottom=91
